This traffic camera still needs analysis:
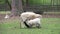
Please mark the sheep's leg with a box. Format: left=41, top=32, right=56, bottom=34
left=36, top=23, right=41, bottom=28
left=36, top=25, right=41, bottom=28
left=28, top=23, right=32, bottom=28
left=20, top=22, right=26, bottom=28
left=20, top=17, right=26, bottom=28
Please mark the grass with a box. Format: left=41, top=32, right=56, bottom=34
left=0, top=18, right=60, bottom=34
left=44, top=12, right=60, bottom=14
left=0, top=11, right=10, bottom=14
left=0, top=11, right=60, bottom=14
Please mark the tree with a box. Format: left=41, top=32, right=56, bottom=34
left=11, top=0, right=23, bottom=16
left=5, top=0, right=11, bottom=10
left=26, top=0, right=29, bottom=6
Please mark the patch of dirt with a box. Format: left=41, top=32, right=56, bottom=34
left=0, top=14, right=5, bottom=20
left=42, top=14, right=60, bottom=18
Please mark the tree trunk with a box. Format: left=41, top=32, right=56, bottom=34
left=19, top=0, right=23, bottom=14
left=26, top=0, right=29, bottom=6
left=5, top=0, right=11, bottom=10
left=11, top=0, right=23, bottom=16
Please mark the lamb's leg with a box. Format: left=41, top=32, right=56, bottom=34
left=36, top=23, right=41, bottom=28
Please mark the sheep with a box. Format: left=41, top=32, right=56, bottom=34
left=25, top=18, right=41, bottom=28
left=20, top=12, right=36, bottom=21
left=20, top=12, right=42, bottom=21
left=20, top=12, right=42, bottom=28
left=20, top=12, right=36, bottom=28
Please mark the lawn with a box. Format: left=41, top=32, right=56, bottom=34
left=0, top=18, right=60, bottom=34
left=0, top=11, right=10, bottom=14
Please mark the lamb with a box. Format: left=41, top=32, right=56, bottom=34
left=20, top=12, right=42, bottom=28
left=25, top=18, right=41, bottom=28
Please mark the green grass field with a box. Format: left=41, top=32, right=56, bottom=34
left=0, top=11, right=10, bottom=14
left=0, top=18, right=60, bottom=34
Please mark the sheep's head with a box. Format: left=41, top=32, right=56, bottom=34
left=35, top=14, right=42, bottom=18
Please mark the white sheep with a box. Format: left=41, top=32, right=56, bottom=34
left=26, top=18, right=41, bottom=28
left=20, top=12, right=42, bottom=28
left=20, top=12, right=36, bottom=21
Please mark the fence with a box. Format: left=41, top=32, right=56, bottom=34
left=0, top=4, right=10, bottom=11
left=0, top=0, right=60, bottom=12
left=23, top=0, right=60, bottom=12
